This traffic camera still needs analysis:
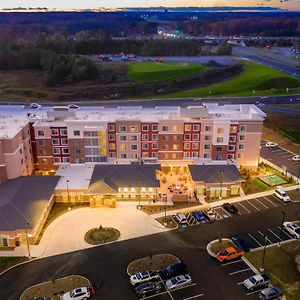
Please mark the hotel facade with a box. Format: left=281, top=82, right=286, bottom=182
left=0, top=103, right=266, bottom=182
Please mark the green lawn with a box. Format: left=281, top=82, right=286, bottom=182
left=161, top=61, right=300, bottom=98
left=0, top=257, right=28, bottom=273
left=128, top=62, right=208, bottom=82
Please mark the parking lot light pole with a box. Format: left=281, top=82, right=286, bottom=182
left=219, top=170, right=224, bottom=200
left=278, top=211, right=286, bottom=247
left=24, top=221, right=31, bottom=260
left=138, top=180, right=141, bottom=209
left=260, top=235, right=268, bottom=273
left=66, top=179, right=70, bottom=202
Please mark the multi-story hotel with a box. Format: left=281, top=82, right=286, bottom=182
left=0, top=103, right=266, bottom=182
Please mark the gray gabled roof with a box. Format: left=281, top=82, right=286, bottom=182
left=88, top=164, right=161, bottom=194
left=0, top=176, right=60, bottom=232
left=188, top=165, right=242, bottom=184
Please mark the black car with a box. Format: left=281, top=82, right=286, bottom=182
left=135, top=282, right=161, bottom=297
left=222, top=203, right=239, bottom=214
left=159, top=263, right=187, bottom=280
left=230, top=236, right=251, bottom=252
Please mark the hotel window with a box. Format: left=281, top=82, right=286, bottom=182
left=205, top=126, right=212, bottom=132
left=152, top=143, right=158, bottom=150
left=192, top=152, right=199, bottom=157
left=109, top=152, right=116, bottom=158
left=228, top=145, right=235, bottom=151
left=230, top=126, right=238, bottom=133
left=131, top=153, right=138, bottom=159
left=204, top=135, right=211, bottom=141
left=108, top=134, right=115, bottom=141
left=173, top=135, right=180, bottom=141
left=120, top=144, right=127, bottom=151
left=240, top=125, right=247, bottom=132
left=119, top=135, right=127, bottom=141
left=130, top=126, right=138, bottom=133
left=73, top=130, right=80, bottom=136
left=51, top=129, right=59, bottom=136
left=142, top=152, right=149, bottom=158
left=119, top=126, right=127, bottom=132
left=172, top=125, right=179, bottom=132
left=162, top=126, right=169, bottom=132
left=38, top=140, right=45, bottom=146
left=61, top=138, right=68, bottom=145
left=62, top=157, right=70, bottom=163
left=62, top=148, right=69, bottom=154
left=152, top=152, right=158, bottom=158
left=192, top=134, right=199, bottom=141
left=142, top=125, right=149, bottom=131
left=216, top=137, right=224, bottom=143
left=184, top=152, right=190, bottom=158
left=204, top=144, right=210, bottom=150
left=184, top=124, right=192, bottom=131
left=184, top=134, right=191, bottom=141
left=108, top=124, right=115, bottom=131
left=75, top=158, right=81, bottom=163
left=142, top=134, right=149, bottom=141
left=192, top=143, right=199, bottom=150
left=217, top=128, right=224, bottom=134
left=216, top=147, right=222, bottom=152
left=184, top=143, right=190, bottom=150
left=172, top=153, right=178, bottom=159
left=73, top=140, right=81, bottom=146
left=161, top=135, right=169, bottom=141
left=84, top=131, right=98, bottom=137
left=51, top=138, right=60, bottom=145
left=121, top=154, right=127, bottom=159
left=152, top=125, right=158, bottom=131
left=229, top=136, right=236, bottom=142
left=40, top=149, right=47, bottom=155
left=239, top=135, right=245, bottom=141
left=173, top=144, right=180, bottom=150
left=131, top=144, right=138, bottom=151
left=162, top=144, right=168, bottom=150
left=142, top=143, right=148, bottom=150
left=52, top=148, right=60, bottom=154
left=227, top=154, right=235, bottom=160
left=60, top=129, right=68, bottom=136
left=131, top=135, right=138, bottom=141
left=53, top=157, right=61, bottom=163
left=19, top=148, right=23, bottom=155
left=75, top=149, right=81, bottom=155
left=37, top=130, right=45, bottom=137
left=109, top=144, right=116, bottom=150
left=238, top=144, right=245, bottom=150
left=237, top=153, right=244, bottom=158
left=152, top=134, right=158, bottom=140
left=193, top=124, right=200, bottom=131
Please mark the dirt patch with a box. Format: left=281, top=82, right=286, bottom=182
left=127, top=254, right=180, bottom=276
left=84, top=227, right=120, bottom=245
left=209, top=240, right=236, bottom=255
left=156, top=216, right=177, bottom=229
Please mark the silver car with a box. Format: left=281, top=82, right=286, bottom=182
left=165, top=274, right=192, bottom=290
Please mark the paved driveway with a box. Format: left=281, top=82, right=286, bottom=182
left=28, top=203, right=168, bottom=258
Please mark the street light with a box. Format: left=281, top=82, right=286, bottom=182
left=66, top=179, right=70, bottom=202
left=24, top=221, right=31, bottom=259
left=138, top=180, right=141, bottom=209
left=260, top=235, right=268, bottom=273
left=219, top=170, right=224, bottom=200
left=278, top=211, right=286, bottom=247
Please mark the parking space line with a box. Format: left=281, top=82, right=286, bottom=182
left=212, top=208, right=223, bottom=220
left=263, top=196, right=277, bottom=207
left=159, top=275, right=175, bottom=300
left=246, top=200, right=260, bottom=211
left=221, top=260, right=243, bottom=266
left=219, top=206, right=232, bottom=217
left=237, top=202, right=251, bottom=213
left=237, top=282, right=244, bottom=285
left=254, top=198, right=269, bottom=209
left=258, top=231, right=273, bottom=244
left=170, top=283, right=197, bottom=293
left=182, top=294, right=204, bottom=300
left=267, top=228, right=282, bottom=241
left=248, top=233, right=262, bottom=247
left=269, top=195, right=286, bottom=205
left=143, top=291, right=169, bottom=299
left=246, top=288, right=266, bottom=296
left=229, top=268, right=251, bottom=275
left=277, top=226, right=294, bottom=239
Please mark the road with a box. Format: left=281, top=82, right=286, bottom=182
left=233, top=45, right=300, bottom=78
left=0, top=199, right=299, bottom=300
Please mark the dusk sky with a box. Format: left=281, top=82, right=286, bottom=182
left=1, top=0, right=300, bottom=10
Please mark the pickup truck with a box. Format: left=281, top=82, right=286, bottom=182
left=216, top=247, right=244, bottom=262
left=243, top=274, right=271, bottom=291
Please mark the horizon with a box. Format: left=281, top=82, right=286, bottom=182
left=0, top=1, right=300, bottom=11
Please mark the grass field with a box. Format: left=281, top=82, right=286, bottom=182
left=128, top=62, right=208, bottom=82
left=161, top=61, right=300, bottom=98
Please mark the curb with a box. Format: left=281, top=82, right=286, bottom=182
left=247, top=238, right=296, bottom=252
left=241, top=256, right=260, bottom=275
left=126, top=253, right=181, bottom=276
left=0, top=257, right=38, bottom=277
left=206, top=238, right=233, bottom=258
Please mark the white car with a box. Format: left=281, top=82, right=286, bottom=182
left=174, top=213, right=188, bottom=225
left=62, top=287, right=90, bottom=300
left=274, top=188, right=291, bottom=203
left=283, top=222, right=300, bottom=239
left=68, top=104, right=80, bottom=109
left=30, top=103, right=41, bottom=109
left=265, top=142, right=278, bottom=148
left=292, top=155, right=300, bottom=162
left=129, top=270, right=159, bottom=286
left=165, top=274, right=192, bottom=290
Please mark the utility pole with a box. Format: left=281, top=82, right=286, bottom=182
left=24, top=221, right=31, bottom=259
left=278, top=211, right=286, bottom=247
left=138, top=180, right=141, bottom=209
left=219, top=170, right=224, bottom=199
left=260, top=235, right=268, bottom=273
left=66, top=179, right=70, bottom=202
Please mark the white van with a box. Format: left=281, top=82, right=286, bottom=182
left=175, top=213, right=188, bottom=225
left=274, top=188, right=291, bottom=203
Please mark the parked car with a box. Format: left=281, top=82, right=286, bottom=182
left=130, top=270, right=159, bottom=286
left=216, top=247, right=244, bottom=262
left=68, top=104, right=80, bottom=109
left=62, top=287, right=90, bottom=300
left=165, top=274, right=192, bottom=291
left=265, top=142, right=278, bottom=148
left=33, top=297, right=53, bottom=300
left=257, top=287, right=283, bottom=300
left=222, top=203, right=239, bottom=214
left=30, top=103, right=41, bottom=109
left=202, top=209, right=216, bottom=222
left=243, top=274, right=271, bottom=291
left=174, top=213, right=188, bottom=225
left=230, top=236, right=251, bottom=252
left=283, top=222, right=300, bottom=239
left=135, top=282, right=161, bottom=297
left=292, top=155, right=300, bottom=161
left=192, top=211, right=206, bottom=223
left=274, top=188, right=291, bottom=203
left=159, top=263, right=187, bottom=280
